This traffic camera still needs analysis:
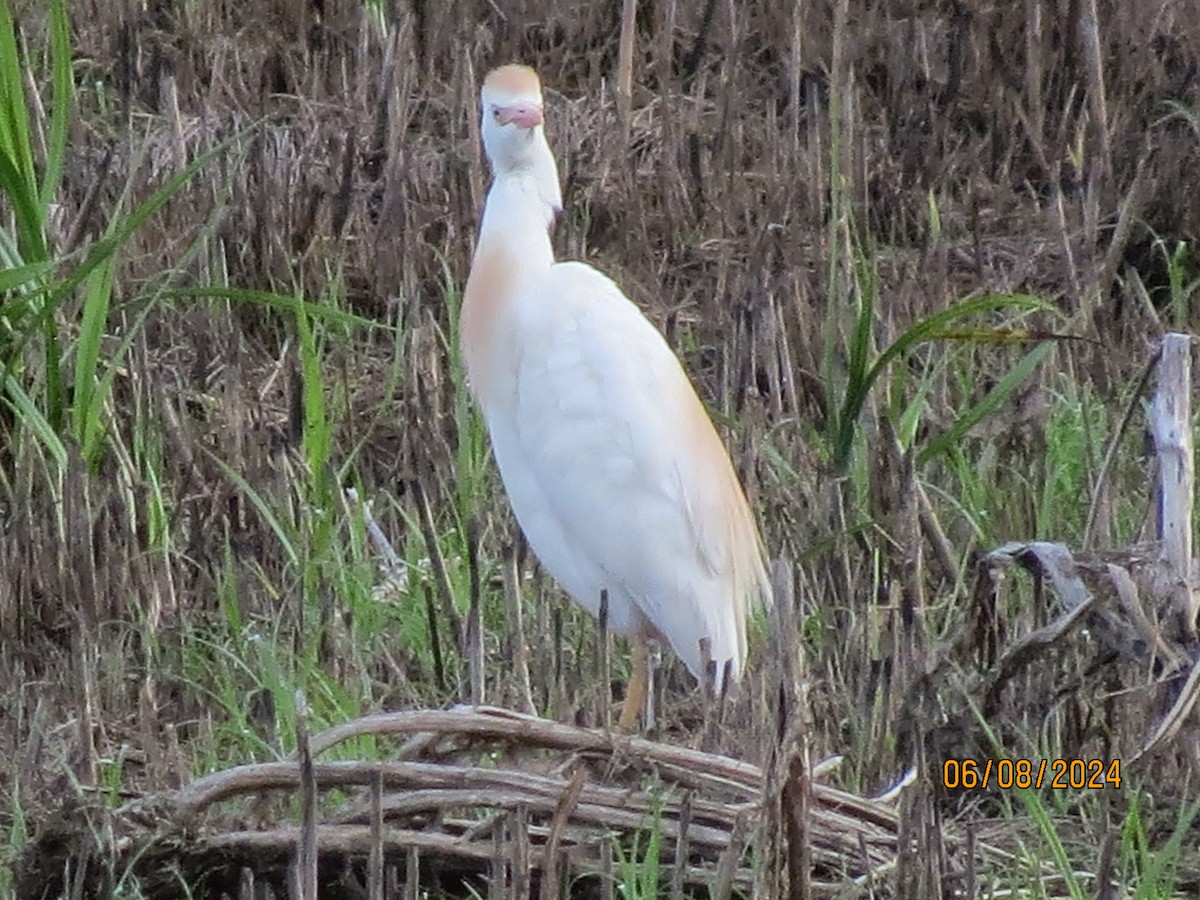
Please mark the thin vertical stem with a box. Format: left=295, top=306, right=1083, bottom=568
left=597, top=589, right=611, bottom=729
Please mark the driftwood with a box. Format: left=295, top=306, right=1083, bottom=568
left=977, top=541, right=1200, bottom=767
left=965, top=334, right=1200, bottom=767
left=15, top=705, right=913, bottom=900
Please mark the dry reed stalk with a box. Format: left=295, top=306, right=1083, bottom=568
left=404, top=845, right=419, bottom=899
left=511, top=803, right=530, bottom=900
left=422, top=581, right=447, bottom=692
left=65, top=446, right=100, bottom=788
left=1078, top=0, right=1113, bottom=182
left=467, top=518, right=485, bottom=705
left=539, top=767, right=586, bottom=899
left=552, top=605, right=565, bottom=716
left=697, top=636, right=716, bottom=749
left=1048, top=160, right=1082, bottom=300
left=1097, top=145, right=1151, bottom=303
left=462, top=53, right=483, bottom=224
left=596, top=590, right=611, bottom=729
left=599, top=838, right=614, bottom=900
left=669, top=791, right=692, bottom=900
left=1083, top=349, right=1160, bottom=550
left=295, top=696, right=318, bottom=900
left=408, top=476, right=464, bottom=651
left=1024, top=0, right=1045, bottom=151
left=616, top=0, right=637, bottom=141
left=331, top=123, right=355, bottom=238
left=502, top=546, right=536, bottom=714
left=161, top=73, right=186, bottom=171
left=368, top=769, right=384, bottom=900
left=489, top=821, right=504, bottom=900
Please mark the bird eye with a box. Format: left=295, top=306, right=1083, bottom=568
left=491, top=107, right=501, bottom=120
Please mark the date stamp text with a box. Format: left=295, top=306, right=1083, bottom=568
left=941, top=758, right=1121, bottom=790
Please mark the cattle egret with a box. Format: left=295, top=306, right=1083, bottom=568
left=461, top=64, right=770, bottom=729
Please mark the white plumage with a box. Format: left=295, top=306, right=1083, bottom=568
left=461, top=65, right=769, bottom=724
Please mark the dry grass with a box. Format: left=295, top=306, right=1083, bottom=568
left=4, top=0, right=1200, bottom=896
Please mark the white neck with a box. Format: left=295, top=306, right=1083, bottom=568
left=460, top=131, right=563, bottom=406
left=460, top=169, right=558, bottom=405
left=476, top=173, right=557, bottom=269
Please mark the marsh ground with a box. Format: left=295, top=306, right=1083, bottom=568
left=3, top=0, right=1200, bottom=896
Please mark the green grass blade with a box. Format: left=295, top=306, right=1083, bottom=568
left=831, top=234, right=882, bottom=469
left=1142, top=795, right=1199, bottom=896
left=0, top=259, right=52, bottom=294
left=9, top=136, right=244, bottom=363
left=38, top=0, right=72, bottom=216
left=0, top=0, right=41, bottom=258
left=870, top=293, right=1051, bottom=379
left=831, top=291, right=1051, bottom=470
left=0, top=150, right=43, bottom=263
left=84, top=296, right=161, bottom=467
left=970, top=696, right=1086, bottom=899
left=72, top=254, right=116, bottom=461
left=2, top=373, right=66, bottom=466
left=203, top=448, right=301, bottom=569
left=165, top=286, right=386, bottom=333
left=1017, top=786, right=1086, bottom=899
left=294, top=295, right=331, bottom=478
left=919, top=342, right=1053, bottom=462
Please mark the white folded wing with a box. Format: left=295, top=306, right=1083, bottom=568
left=482, top=259, right=768, bottom=683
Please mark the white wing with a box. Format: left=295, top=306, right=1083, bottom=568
left=486, top=260, right=768, bottom=683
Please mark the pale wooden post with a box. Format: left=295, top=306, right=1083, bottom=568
left=1150, top=333, right=1196, bottom=635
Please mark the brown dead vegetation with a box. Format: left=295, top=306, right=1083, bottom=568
left=5, top=0, right=1200, bottom=896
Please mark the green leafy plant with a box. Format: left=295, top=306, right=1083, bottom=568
left=612, top=800, right=665, bottom=900
left=822, top=221, right=1054, bottom=473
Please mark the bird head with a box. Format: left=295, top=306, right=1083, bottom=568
left=480, top=65, right=562, bottom=218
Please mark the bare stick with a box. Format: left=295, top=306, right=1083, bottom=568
left=540, top=767, right=586, bottom=898
left=347, top=488, right=402, bottom=570
left=598, top=590, right=612, bottom=730
left=1133, top=653, right=1200, bottom=765
left=408, top=477, right=464, bottom=651
left=502, top=547, right=535, bottom=714
left=670, top=792, right=693, bottom=899
left=295, top=693, right=318, bottom=900
left=616, top=0, right=638, bottom=141
left=368, top=769, right=384, bottom=900
left=553, top=605, right=565, bottom=716
left=404, top=845, right=419, bottom=898
left=423, top=583, right=446, bottom=692
left=512, top=803, right=531, bottom=900
left=466, top=518, right=485, bottom=705
left=1078, top=0, right=1112, bottom=180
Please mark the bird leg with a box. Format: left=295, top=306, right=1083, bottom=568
left=645, top=639, right=662, bottom=731
left=618, top=633, right=648, bottom=731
